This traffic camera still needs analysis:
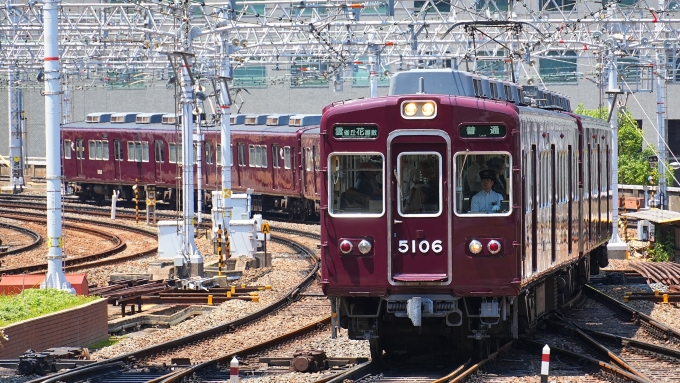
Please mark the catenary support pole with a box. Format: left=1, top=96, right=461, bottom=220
left=606, top=51, right=628, bottom=260
left=41, top=0, right=75, bottom=293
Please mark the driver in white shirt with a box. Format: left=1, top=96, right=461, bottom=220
left=470, top=169, right=503, bottom=213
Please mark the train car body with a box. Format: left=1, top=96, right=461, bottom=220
left=319, top=69, right=611, bottom=358
left=61, top=114, right=321, bottom=219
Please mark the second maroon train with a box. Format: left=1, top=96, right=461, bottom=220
left=61, top=112, right=321, bottom=220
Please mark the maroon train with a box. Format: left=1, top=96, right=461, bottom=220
left=61, top=113, right=321, bottom=219
left=320, top=69, right=611, bottom=358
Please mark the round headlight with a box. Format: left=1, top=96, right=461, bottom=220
left=340, top=240, right=353, bottom=254
left=469, top=240, right=482, bottom=254
left=358, top=239, right=372, bottom=254
left=421, top=102, right=435, bottom=116
left=403, top=102, right=418, bottom=117
left=488, top=240, right=501, bottom=254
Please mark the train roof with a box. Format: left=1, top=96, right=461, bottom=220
left=388, top=69, right=571, bottom=112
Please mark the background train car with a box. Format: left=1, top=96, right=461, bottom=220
left=319, top=69, right=611, bottom=359
left=61, top=112, right=321, bottom=219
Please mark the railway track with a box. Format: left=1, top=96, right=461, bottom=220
left=0, top=210, right=156, bottom=275
left=21, top=234, right=321, bottom=383
left=0, top=222, right=42, bottom=255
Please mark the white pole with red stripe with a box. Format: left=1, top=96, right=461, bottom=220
left=41, top=0, right=74, bottom=294
left=230, top=356, right=239, bottom=383
left=541, top=344, right=550, bottom=383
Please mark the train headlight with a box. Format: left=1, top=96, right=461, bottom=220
left=358, top=239, right=372, bottom=254
left=421, top=102, right=435, bottom=116
left=469, top=240, right=482, bottom=254
left=339, top=240, right=353, bottom=254
left=403, top=102, right=418, bottom=117
left=488, top=240, right=501, bottom=254
left=401, top=100, right=437, bottom=119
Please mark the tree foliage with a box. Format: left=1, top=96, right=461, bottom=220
left=574, top=104, right=668, bottom=185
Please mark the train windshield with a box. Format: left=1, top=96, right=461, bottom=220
left=329, top=153, right=384, bottom=216
left=455, top=153, right=511, bottom=216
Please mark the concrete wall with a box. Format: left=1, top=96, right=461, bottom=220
left=0, top=298, right=108, bottom=358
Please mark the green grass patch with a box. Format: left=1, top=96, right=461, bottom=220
left=0, top=288, right=99, bottom=327
left=87, top=336, right=124, bottom=350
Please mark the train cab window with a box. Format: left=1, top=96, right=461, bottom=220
left=155, top=141, right=165, bottom=163
left=455, top=153, right=511, bottom=216
left=284, top=146, right=292, bottom=169
left=63, top=140, right=72, bottom=160
left=76, top=139, right=85, bottom=160
left=329, top=153, right=384, bottom=216
left=397, top=153, right=441, bottom=216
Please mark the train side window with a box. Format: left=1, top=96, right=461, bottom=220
left=454, top=152, right=510, bottom=216
left=76, top=139, right=84, bottom=160
left=261, top=145, right=268, bottom=168
left=272, top=145, right=280, bottom=168
left=284, top=146, right=292, bottom=169
left=155, top=141, right=165, bottom=163
left=193, top=143, right=198, bottom=164
left=102, top=141, right=109, bottom=160
left=169, top=142, right=183, bottom=163
left=127, top=142, right=135, bottom=162
left=89, top=141, right=96, bottom=160
left=328, top=153, right=384, bottom=216
left=249, top=145, right=257, bottom=167
left=216, top=144, right=222, bottom=166
left=63, top=140, right=72, bottom=160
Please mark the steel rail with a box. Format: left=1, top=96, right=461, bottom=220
left=0, top=222, right=42, bottom=255
left=154, top=316, right=332, bottom=383
left=520, top=338, right=650, bottom=383
left=584, top=284, right=680, bottom=343
left=25, top=234, right=319, bottom=383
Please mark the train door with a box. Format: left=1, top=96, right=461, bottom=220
left=154, top=140, right=164, bottom=183
left=388, top=132, right=450, bottom=284
left=113, top=139, right=123, bottom=180
left=75, top=138, right=85, bottom=177
left=271, top=144, right=280, bottom=190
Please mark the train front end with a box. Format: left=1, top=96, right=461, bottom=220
left=320, top=94, right=521, bottom=357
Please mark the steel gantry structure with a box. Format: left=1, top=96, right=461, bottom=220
left=3, top=0, right=680, bottom=287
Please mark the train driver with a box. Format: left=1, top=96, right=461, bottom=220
left=470, top=169, right=503, bottom=214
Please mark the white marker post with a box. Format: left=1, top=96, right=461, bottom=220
left=541, top=344, right=550, bottom=383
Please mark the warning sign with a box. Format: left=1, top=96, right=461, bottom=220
left=261, top=223, right=271, bottom=234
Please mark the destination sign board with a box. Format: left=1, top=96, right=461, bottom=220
left=459, top=125, right=506, bottom=138
left=332, top=125, right=379, bottom=139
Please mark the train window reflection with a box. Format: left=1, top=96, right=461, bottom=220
left=329, top=154, right=384, bottom=216
left=455, top=153, right=510, bottom=215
